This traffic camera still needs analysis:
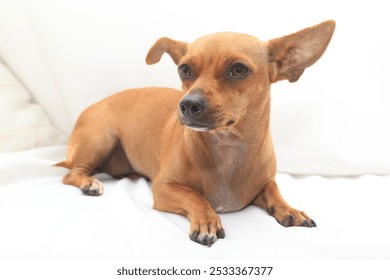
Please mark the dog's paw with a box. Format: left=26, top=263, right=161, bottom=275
left=81, top=178, right=104, bottom=196
left=270, top=206, right=316, bottom=228
left=189, top=213, right=225, bottom=247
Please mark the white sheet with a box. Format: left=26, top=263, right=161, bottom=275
left=1, top=146, right=389, bottom=260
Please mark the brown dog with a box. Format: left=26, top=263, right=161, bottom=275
left=58, top=20, right=335, bottom=246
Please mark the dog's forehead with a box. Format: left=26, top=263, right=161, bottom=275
left=186, top=32, right=267, bottom=62
left=192, top=32, right=261, bottom=47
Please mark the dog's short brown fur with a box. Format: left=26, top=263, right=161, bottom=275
left=58, top=21, right=335, bottom=246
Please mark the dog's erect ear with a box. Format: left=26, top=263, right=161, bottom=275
left=145, top=37, right=188, bottom=65
left=268, top=20, right=335, bottom=83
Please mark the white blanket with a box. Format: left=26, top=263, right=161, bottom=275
left=1, top=146, right=389, bottom=260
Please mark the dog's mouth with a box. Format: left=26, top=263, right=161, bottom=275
left=179, top=113, right=213, bottom=131
left=178, top=109, right=236, bottom=132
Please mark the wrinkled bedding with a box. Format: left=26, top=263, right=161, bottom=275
left=1, top=146, right=389, bottom=260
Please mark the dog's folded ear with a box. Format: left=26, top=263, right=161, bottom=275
left=268, top=20, right=335, bottom=83
left=145, top=37, right=188, bottom=65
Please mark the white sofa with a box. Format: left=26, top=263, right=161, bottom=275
left=1, top=0, right=389, bottom=267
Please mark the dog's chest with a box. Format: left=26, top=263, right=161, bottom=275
left=204, top=143, right=250, bottom=213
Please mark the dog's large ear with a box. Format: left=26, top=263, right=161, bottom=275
left=145, top=37, right=188, bottom=65
left=268, top=20, right=335, bottom=83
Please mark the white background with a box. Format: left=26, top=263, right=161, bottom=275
left=0, top=0, right=389, bottom=175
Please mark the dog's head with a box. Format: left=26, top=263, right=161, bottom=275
left=146, top=20, right=335, bottom=132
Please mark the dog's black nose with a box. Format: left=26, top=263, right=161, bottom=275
left=179, top=95, right=207, bottom=119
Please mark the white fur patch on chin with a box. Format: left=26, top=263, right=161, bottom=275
left=187, top=126, right=210, bottom=132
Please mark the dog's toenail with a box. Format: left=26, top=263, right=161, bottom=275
left=301, top=220, right=310, bottom=227
left=217, top=228, right=225, bottom=239
left=190, top=231, right=199, bottom=241
left=282, top=214, right=295, bottom=227
left=207, top=236, right=215, bottom=247
left=204, top=235, right=210, bottom=246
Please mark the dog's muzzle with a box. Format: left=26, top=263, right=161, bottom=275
left=179, top=94, right=210, bottom=131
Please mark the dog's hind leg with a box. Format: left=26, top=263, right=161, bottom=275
left=60, top=122, right=120, bottom=196
left=63, top=165, right=104, bottom=196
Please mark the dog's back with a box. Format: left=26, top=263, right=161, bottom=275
left=59, top=87, right=184, bottom=180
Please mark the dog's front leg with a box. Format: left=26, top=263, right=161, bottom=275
left=152, top=183, right=225, bottom=247
left=253, top=180, right=317, bottom=228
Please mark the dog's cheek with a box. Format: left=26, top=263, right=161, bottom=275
left=243, top=80, right=269, bottom=106
left=230, top=89, right=252, bottom=110
left=202, top=106, right=224, bottom=128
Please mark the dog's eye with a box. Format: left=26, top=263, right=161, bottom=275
left=178, top=64, right=193, bottom=78
left=228, top=63, right=250, bottom=78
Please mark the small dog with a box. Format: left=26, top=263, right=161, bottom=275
left=57, top=20, right=335, bottom=246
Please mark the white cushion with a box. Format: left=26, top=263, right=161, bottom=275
left=0, top=62, right=65, bottom=152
